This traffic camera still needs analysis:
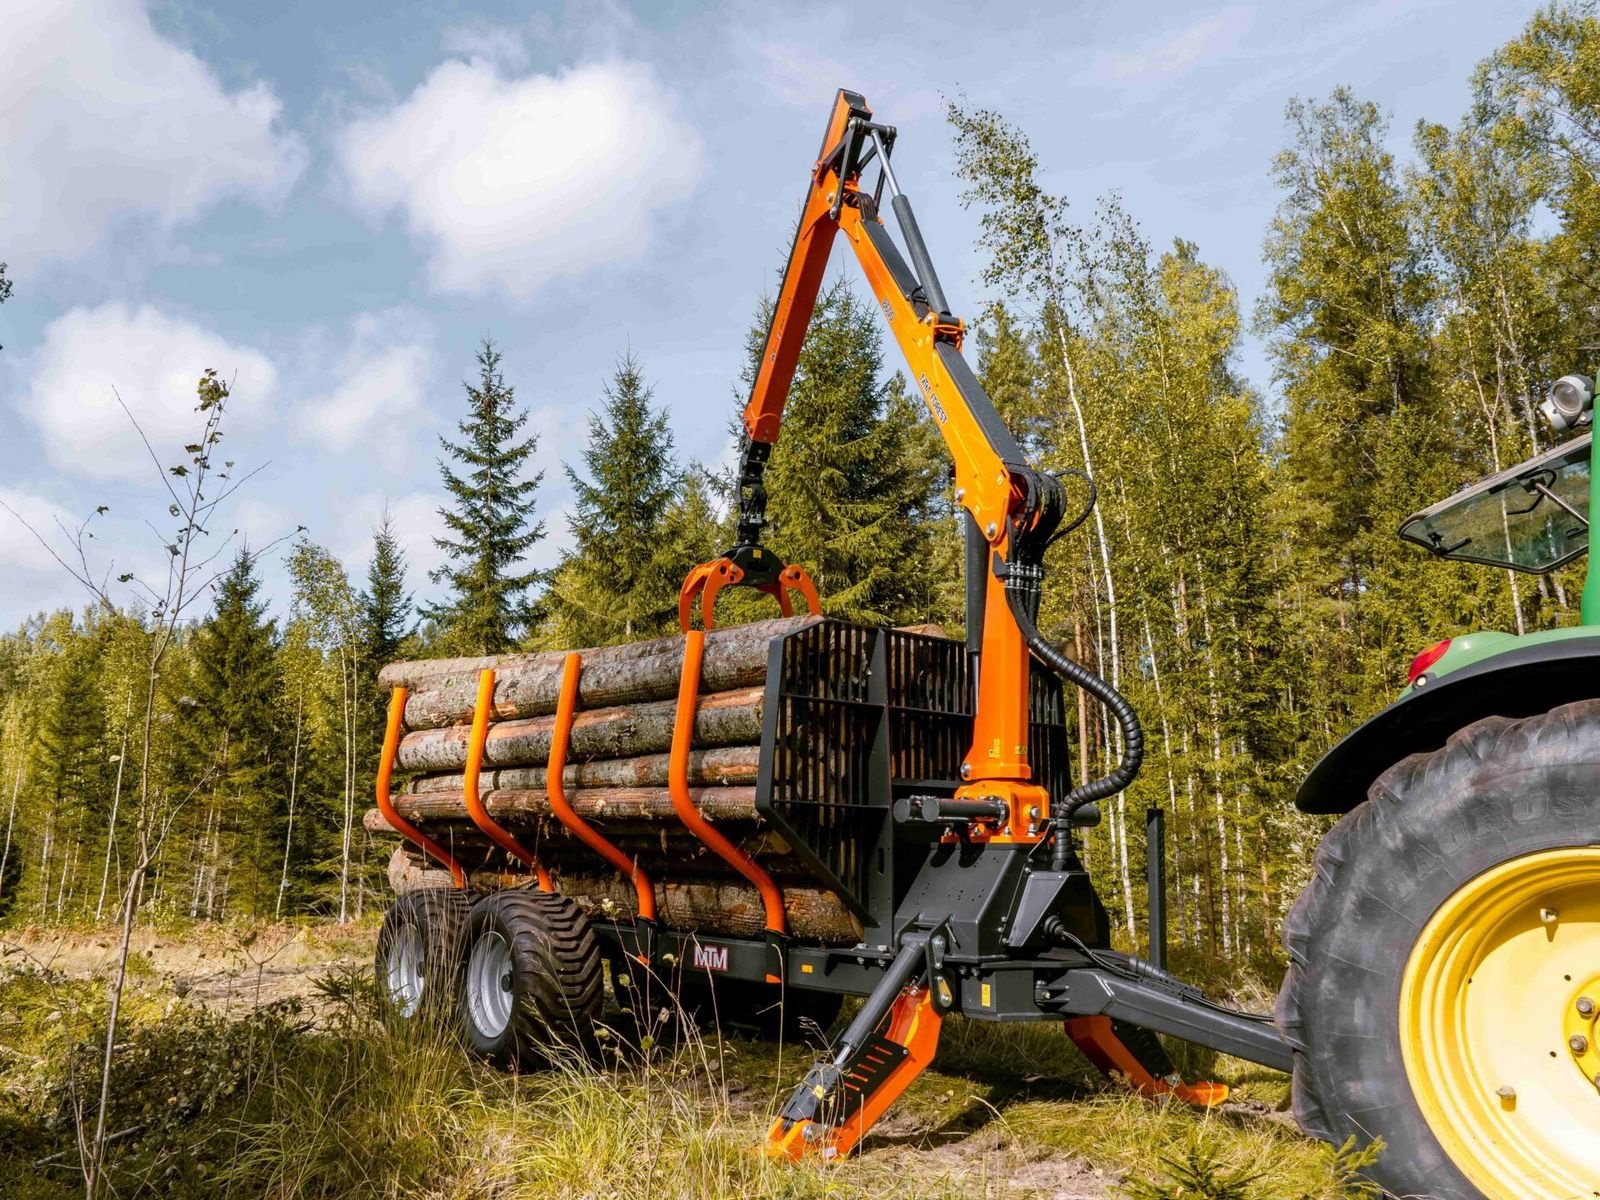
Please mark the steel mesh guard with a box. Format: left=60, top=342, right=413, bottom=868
left=756, top=620, right=1073, bottom=934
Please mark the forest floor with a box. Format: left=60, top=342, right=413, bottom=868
left=0, top=920, right=1374, bottom=1199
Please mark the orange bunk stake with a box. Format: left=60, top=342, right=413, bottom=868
left=545, top=652, right=658, bottom=942
left=1064, top=1015, right=1229, bottom=1107
left=377, top=686, right=467, bottom=889
left=669, top=628, right=788, bottom=979
left=462, top=668, right=553, bottom=891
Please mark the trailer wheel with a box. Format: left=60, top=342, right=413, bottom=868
left=374, top=886, right=473, bottom=1022
left=460, top=889, right=603, bottom=1068
left=1278, top=699, right=1600, bottom=1199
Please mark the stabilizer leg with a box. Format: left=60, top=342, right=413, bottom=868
left=766, top=938, right=945, bottom=1160
left=1065, top=1015, right=1229, bottom=1107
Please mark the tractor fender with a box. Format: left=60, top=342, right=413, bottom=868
left=1296, top=633, right=1600, bottom=815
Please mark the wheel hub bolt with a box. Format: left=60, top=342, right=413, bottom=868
left=1569, top=1034, right=1589, bottom=1055
left=1578, top=996, right=1596, bottom=1018
left=1496, top=1085, right=1516, bottom=1110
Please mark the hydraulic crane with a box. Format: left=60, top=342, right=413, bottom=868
left=678, top=89, right=1212, bottom=1159
left=375, top=86, right=1290, bottom=1170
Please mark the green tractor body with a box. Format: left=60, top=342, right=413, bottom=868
left=1280, top=375, right=1600, bottom=1199
left=1297, top=418, right=1598, bottom=817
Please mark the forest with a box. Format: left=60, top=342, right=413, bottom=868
left=1, top=7, right=1596, bottom=988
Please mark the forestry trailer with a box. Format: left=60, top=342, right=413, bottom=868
left=369, top=91, right=1600, bottom=1199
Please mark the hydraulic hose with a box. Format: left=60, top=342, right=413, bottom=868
left=1005, top=572, right=1144, bottom=870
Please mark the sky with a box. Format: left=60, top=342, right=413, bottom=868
left=0, top=0, right=1538, bottom=631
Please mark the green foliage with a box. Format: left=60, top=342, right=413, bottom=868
left=735, top=280, right=944, bottom=626
left=1116, top=1134, right=1263, bottom=1199
left=541, top=353, right=692, bottom=646
left=363, top=509, right=414, bottom=667
left=181, top=550, right=285, bottom=918
left=424, top=339, right=545, bottom=654
left=0, top=260, right=11, bottom=351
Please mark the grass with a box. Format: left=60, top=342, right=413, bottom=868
left=0, top=924, right=1378, bottom=1200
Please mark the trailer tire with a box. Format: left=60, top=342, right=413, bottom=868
left=1277, top=699, right=1600, bottom=1199
left=460, top=889, right=604, bottom=1068
left=375, top=886, right=474, bottom=1023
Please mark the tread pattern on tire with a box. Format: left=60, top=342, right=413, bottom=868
left=375, top=885, right=474, bottom=1021
left=1276, top=698, right=1600, bottom=1200
left=463, top=888, right=603, bottom=1066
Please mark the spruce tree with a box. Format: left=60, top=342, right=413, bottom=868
left=543, top=353, right=683, bottom=645
left=735, top=279, right=942, bottom=626
left=425, top=340, right=544, bottom=653
left=363, top=508, right=414, bottom=665
left=186, top=549, right=283, bottom=916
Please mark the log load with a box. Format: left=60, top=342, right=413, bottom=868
left=376, top=784, right=762, bottom=826
left=363, top=788, right=810, bottom=880
left=380, top=615, right=817, bottom=731
left=405, top=745, right=761, bottom=794
left=384, top=847, right=861, bottom=944
left=393, top=687, right=764, bottom=773
left=370, top=615, right=888, bottom=947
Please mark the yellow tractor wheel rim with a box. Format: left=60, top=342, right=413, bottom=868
left=1399, top=846, right=1600, bottom=1199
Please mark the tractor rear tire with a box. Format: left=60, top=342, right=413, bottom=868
left=1277, top=699, right=1600, bottom=1199
left=459, top=889, right=604, bottom=1069
left=375, top=886, right=474, bottom=1024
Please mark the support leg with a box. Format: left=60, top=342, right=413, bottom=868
left=1065, top=1015, right=1228, bottom=1107
left=766, top=938, right=945, bottom=1160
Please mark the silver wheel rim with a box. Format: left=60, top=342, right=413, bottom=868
left=467, top=929, right=514, bottom=1038
left=385, top=925, right=425, bottom=1017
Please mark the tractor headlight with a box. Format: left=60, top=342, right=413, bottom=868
left=1540, top=374, right=1595, bottom=432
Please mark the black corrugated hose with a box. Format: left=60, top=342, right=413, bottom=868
left=1004, top=563, right=1144, bottom=870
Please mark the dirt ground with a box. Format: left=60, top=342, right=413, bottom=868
left=0, top=922, right=1320, bottom=1200
left=0, top=920, right=375, bottom=1014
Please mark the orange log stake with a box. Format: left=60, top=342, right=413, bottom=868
left=377, top=686, right=466, bottom=889
left=545, top=652, right=657, bottom=921
left=462, top=669, right=553, bottom=891
left=669, top=630, right=786, bottom=968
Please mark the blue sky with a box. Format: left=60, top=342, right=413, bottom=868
left=0, top=0, right=1536, bottom=630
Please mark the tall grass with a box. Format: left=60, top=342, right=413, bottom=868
left=1, top=942, right=1374, bottom=1199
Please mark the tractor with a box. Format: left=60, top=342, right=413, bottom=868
left=369, top=90, right=1600, bottom=1199
left=1279, top=373, right=1599, bottom=1198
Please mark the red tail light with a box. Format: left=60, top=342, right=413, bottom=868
left=1406, top=638, right=1453, bottom=685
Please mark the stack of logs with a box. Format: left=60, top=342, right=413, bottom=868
left=364, top=615, right=864, bottom=943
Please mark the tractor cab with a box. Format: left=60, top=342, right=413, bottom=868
left=1399, top=432, right=1591, bottom=574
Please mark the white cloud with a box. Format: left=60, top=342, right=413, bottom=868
left=330, top=490, right=453, bottom=586
left=1, top=0, right=306, bottom=266
left=22, top=303, right=277, bottom=482
left=440, top=22, right=530, bottom=70
left=1096, top=7, right=1252, bottom=83
left=293, top=313, right=434, bottom=453
left=0, top=487, right=79, bottom=573
left=338, top=59, right=703, bottom=298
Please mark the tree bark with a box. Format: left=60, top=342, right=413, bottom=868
left=383, top=847, right=857, bottom=943
left=394, top=687, right=764, bottom=773
left=381, top=616, right=816, bottom=731
left=406, top=745, right=763, bottom=795
left=368, top=785, right=762, bottom=829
